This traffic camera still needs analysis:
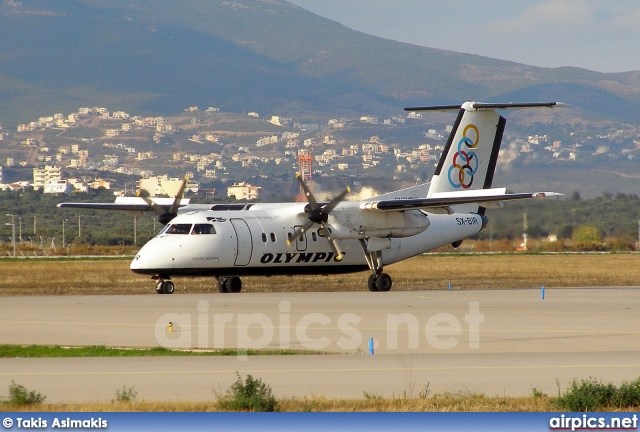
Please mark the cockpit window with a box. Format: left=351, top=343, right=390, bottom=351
left=165, top=224, right=192, bottom=235
left=192, top=224, right=215, bottom=235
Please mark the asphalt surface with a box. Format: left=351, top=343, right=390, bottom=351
left=0, top=288, right=638, bottom=402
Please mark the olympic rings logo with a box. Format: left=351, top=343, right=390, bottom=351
left=447, top=124, right=479, bottom=189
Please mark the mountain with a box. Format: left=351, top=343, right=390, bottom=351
left=1, top=0, right=640, bottom=126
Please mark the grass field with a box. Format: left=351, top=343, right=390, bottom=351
left=0, top=345, right=321, bottom=358
left=0, top=253, right=639, bottom=295
left=2, top=395, right=559, bottom=412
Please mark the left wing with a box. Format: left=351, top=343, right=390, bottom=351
left=360, top=188, right=562, bottom=214
left=57, top=196, right=190, bottom=213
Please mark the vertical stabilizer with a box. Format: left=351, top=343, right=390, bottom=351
left=426, top=102, right=506, bottom=197
left=404, top=101, right=562, bottom=199
left=403, top=101, right=564, bottom=213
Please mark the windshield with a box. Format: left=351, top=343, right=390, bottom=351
left=164, top=224, right=192, bottom=235
left=192, top=224, right=215, bottom=234
left=160, top=223, right=215, bottom=235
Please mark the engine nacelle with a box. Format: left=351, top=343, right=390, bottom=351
left=331, top=208, right=430, bottom=239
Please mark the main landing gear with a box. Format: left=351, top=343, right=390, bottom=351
left=217, top=276, right=242, bottom=293
left=360, top=240, right=392, bottom=292
left=367, top=272, right=392, bottom=292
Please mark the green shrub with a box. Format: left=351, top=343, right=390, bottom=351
left=113, top=385, right=138, bottom=403
left=0, top=381, right=46, bottom=405
left=558, top=377, right=640, bottom=411
left=216, top=373, right=278, bottom=412
left=613, top=377, right=640, bottom=408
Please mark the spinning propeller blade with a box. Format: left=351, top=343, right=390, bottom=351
left=289, top=173, right=350, bottom=261
left=137, top=177, right=189, bottom=226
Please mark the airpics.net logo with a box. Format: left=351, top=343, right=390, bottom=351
left=154, top=300, right=484, bottom=358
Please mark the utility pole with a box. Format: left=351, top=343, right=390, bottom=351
left=5, top=214, right=15, bottom=257
left=522, top=212, right=528, bottom=251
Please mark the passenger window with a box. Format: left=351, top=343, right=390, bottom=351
left=270, top=233, right=276, bottom=242
left=192, top=224, right=215, bottom=235
left=166, top=224, right=192, bottom=235
left=262, top=233, right=267, bottom=242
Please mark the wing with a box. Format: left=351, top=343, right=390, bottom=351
left=57, top=197, right=191, bottom=215
left=360, top=188, right=562, bottom=214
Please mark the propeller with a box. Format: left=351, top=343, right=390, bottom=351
left=287, top=174, right=350, bottom=261
left=137, top=177, right=188, bottom=225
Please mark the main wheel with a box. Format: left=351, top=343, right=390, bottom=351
left=374, top=273, right=392, bottom=292
left=156, top=281, right=164, bottom=294
left=162, top=281, right=175, bottom=294
left=217, top=278, right=228, bottom=293
left=225, top=276, right=242, bottom=293
left=367, top=274, right=378, bottom=292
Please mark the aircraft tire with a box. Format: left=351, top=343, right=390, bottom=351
left=225, top=276, right=242, bottom=293
left=156, top=282, right=164, bottom=294
left=162, top=281, right=175, bottom=294
left=375, top=273, right=392, bottom=292
left=367, top=274, right=378, bottom=292
left=217, top=278, right=228, bottom=293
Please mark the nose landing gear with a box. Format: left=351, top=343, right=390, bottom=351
left=154, top=276, right=175, bottom=294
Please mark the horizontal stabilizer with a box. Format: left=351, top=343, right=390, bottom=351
left=405, top=101, right=568, bottom=112
left=360, top=191, right=562, bottom=212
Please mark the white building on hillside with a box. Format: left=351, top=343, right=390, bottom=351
left=227, top=182, right=260, bottom=201
left=33, top=165, right=61, bottom=189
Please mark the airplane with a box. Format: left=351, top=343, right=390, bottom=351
left=59, top=101, right=565, bottom=294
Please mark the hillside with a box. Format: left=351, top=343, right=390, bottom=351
left=0, top=0, right=639, bottom=127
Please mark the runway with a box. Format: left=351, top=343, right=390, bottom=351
left=0, top=288, right=639, bottom=402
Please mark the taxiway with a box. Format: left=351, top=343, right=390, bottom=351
left=0, top=288, right=638, bottom=402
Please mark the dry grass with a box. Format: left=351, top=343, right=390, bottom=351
left=0, top=253, right=639, bottom=296
left=2, top=394, right=558, bottom=412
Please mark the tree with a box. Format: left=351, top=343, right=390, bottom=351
left=573, top=225, right=604, bottom=243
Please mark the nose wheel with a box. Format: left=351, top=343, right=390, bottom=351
left=155, top=278, right=175, bottom=294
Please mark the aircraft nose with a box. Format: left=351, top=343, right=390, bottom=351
left=130, top=253, right=147, bottom=271
left=130, top=253, right=141, bottom=268
left=130, top=241, right=162, bottom=273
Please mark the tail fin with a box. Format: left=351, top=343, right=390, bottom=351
left=404, top=101, right=564, bottom=213
left=425, top=103, right=505, bottom=197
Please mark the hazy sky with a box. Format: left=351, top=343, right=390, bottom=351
left=287, top=0, right=640, bottom=73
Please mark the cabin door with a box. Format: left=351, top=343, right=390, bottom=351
left=230, top=219, right=252, bottom=266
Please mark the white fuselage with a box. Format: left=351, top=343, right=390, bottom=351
left=130, top=202, right=483, bottom=278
